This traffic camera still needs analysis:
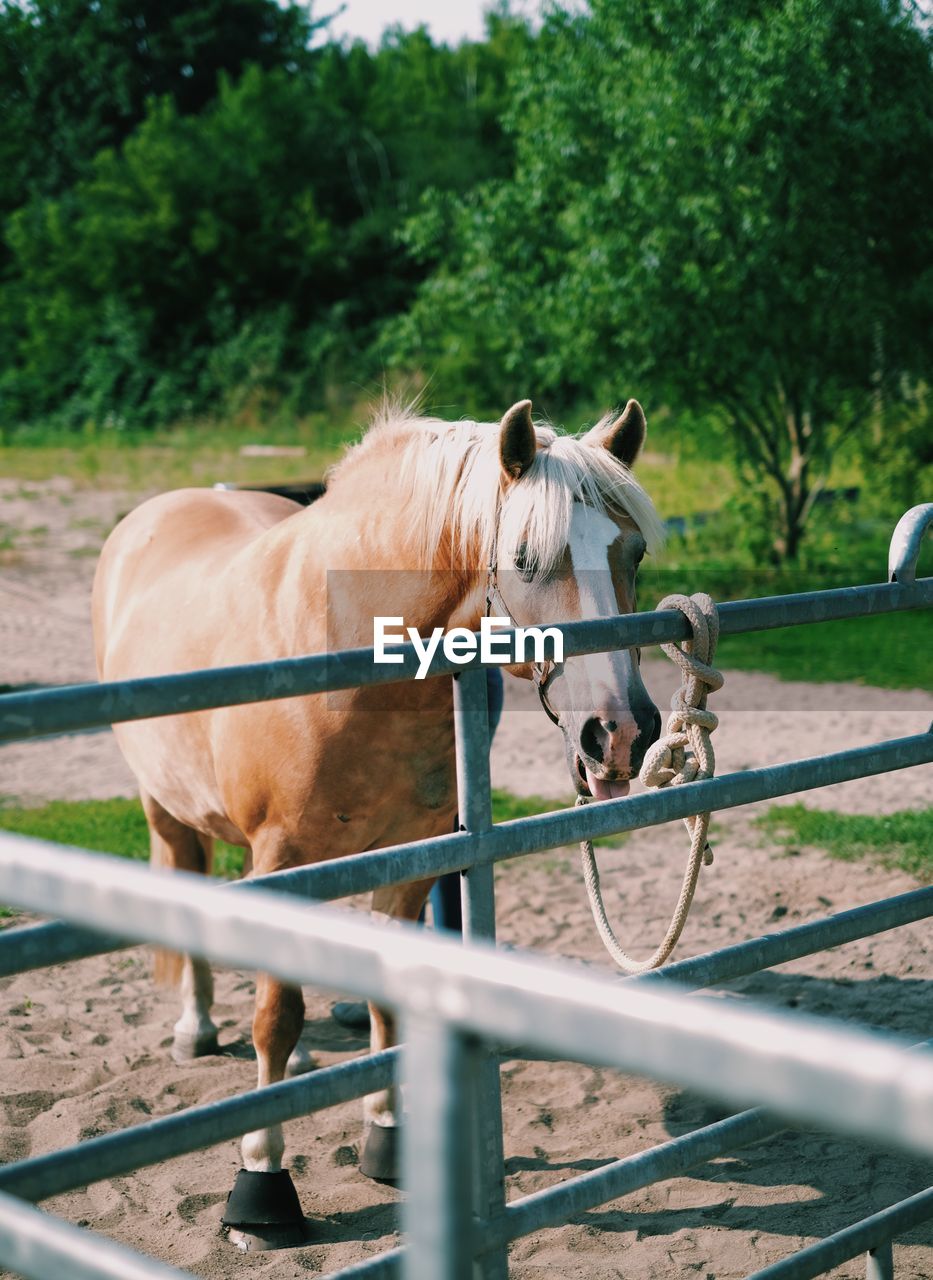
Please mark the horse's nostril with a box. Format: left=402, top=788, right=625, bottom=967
left=580, top=716, right=604, bottom=763
left=604, top=719, right=618, bottom=733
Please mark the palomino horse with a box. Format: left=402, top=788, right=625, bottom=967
left=92, top=397, right=665, bottom=1244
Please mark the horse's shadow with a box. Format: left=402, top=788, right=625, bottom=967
left=216, top=1011, right=368, bottom=1061
left=302, top=1013, right=369, bottom=1054
left=504, top=969, right=933, bottom=1246
left=305, top=1202, right=399, bottom=1244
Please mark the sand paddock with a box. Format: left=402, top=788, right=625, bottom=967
left=0, top=477, right=931, bottom=1278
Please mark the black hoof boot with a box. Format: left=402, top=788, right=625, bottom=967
left=359, top=1124, right=400, bottom=1184
left=222, top=1169, right=310, bottom=1251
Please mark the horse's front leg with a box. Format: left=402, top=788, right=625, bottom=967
left=360, top=877, right=435, bottom=1183
left=222, top=818, right=307, bottom=1247
left=225, top=974, right=308, bottom=1250
left=243, top=975, right=305, bottom=1170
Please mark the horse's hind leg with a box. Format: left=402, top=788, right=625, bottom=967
left=360, top=877, right=435, bottom=1183
left=140, top=789, right=219, bottom=1062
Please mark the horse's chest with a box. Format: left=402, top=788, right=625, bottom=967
left=350, top=746, right=455, bottom=821
left=314, top=742, right=457, bottom=850
left=221, top=698, right=459, bottom=854
left=406, top=747, right=455, bottom=810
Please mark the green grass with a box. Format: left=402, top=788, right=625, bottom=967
left=757, top=804, right=933, bottom=878
left=0, top=412, right=360, bottom=490
left=641, top=501, right=932, bottom=690
left=0, top=798, right=247, bottom=877
left=631, top=451, right=737, bottom=519
left=492, top=787, right=567, bottom=823
left=2, top=414, right=734, bottom=507
left=715, top=611, right=933, bottom=690
left=492, top=788, right=623, bottom=847
left=0, top=790, right=622, bottom=895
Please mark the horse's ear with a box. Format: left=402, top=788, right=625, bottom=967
left=499, top=399, right=537, bottom=480
left=588, top=399, right=646, bottom=467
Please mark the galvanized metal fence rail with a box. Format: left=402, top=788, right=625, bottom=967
left=0, top=502, right=930, bottom=1280
left=1, top=835, right=932, bottom=1280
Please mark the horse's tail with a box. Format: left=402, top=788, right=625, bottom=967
left=141, top=790, right=214, bottom=986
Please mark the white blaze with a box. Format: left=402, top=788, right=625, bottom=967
left=566, top=505, right=634, bottom=711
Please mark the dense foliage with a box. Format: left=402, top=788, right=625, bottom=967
left=394, top=0, right=933, bottom=557
left=0, top=1, right=525, bottom=428
left=1, top=0, right=930, bottom=558
left=0, top=0, right=318, bottom=213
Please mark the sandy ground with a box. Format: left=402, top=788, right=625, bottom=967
left=0, top=477, right=931, bottom=1278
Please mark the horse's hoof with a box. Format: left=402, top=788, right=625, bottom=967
left=331, top=1000, right=370, bottom=1030
left=223, top=1169, right=310, bottom=1251
left=227, top=1224, right=310, bottom=1252
left=171, top=1027, right=219, bottom=1062
left=359, top=1124, right=400, bottom=1184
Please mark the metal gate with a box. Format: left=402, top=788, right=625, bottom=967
left=0, top=502, right=930, bottom=1280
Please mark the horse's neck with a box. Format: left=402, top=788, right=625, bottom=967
left=283, top=485, right=485, bottom=649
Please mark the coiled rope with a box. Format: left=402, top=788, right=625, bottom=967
left=577, top=593, right=723, bottom=974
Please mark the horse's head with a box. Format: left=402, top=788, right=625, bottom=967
left=493, top=398, right=664, bottom=799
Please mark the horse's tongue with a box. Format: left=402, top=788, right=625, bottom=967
left=584, top=767, right=630, bottom=801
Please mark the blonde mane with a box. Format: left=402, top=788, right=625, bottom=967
left=329, top=406, right=666, bottom=571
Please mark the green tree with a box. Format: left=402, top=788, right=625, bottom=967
left=0, top=0, right=322, bottom=426
left=0, top=13, right=527, bottom=430
left=0, top=0, right=318, bottom=215
left=1, top=69, right=340, bottom=425
left=395, top=0, right=933, bottom=558
left=308, top=18, right=528, bottom=333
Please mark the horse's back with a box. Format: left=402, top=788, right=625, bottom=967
left=93, top=487, right=299, bottom=678
left=92, top=481, right=458, bottom=863
left=92, top=488, right=307, bottom=843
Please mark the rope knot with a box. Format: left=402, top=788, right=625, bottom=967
left=640, top=593, right=722, bottom=793
left=577, top=592, right=723, bottom=975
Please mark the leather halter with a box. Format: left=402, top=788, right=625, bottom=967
left=484, top=557, right=563, bottom=726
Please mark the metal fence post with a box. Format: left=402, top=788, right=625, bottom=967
left=866, top=1241, right=894, bottom=1280
left=402, top=1014, right=475, bottom=1280
left=887, top=502, right=933, bottom=583
left=453, top=668, right=509, bottom=1280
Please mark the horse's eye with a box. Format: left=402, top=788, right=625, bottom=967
left=513, top=543, right=535, bottom=581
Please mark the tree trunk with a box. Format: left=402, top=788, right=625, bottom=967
left=779, top=486, right=805, bottom=560
left=776, top=401, right=812, bottom=561
left=724, top=389, right=816, bottom=562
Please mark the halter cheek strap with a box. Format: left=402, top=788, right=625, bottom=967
left=484, top=559, right=562, bottom=726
